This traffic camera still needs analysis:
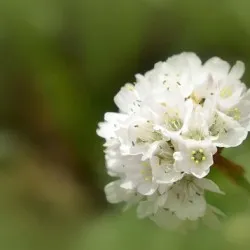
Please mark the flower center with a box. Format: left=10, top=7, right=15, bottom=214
left=190, top=92, right=205, bottom=105
left=209, top=113, right=227, bottom=137
left=164, top=113, right=183, bottom=131
left=133, top=122, right=162, bottom=145
left=190, top=149, right=206, bottom=164
left=185, top=129, right=206, bottom=140
left=155, top=143, right=175, bottom=166
left=220, top=87, right=232, bottom=99
left=227, top=107, right=241, bottom=121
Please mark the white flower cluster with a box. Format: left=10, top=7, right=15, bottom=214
left=97, top=52, right=250, bottom=229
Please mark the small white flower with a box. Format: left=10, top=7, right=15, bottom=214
left=97, top=112, right=128, bottom=149
left=208, top=110, right=247, bottom=148
left=216, top=78, right=246, bottom=109
left=97, top=52, right=250, bottom=229
left=104, top=180, right=142, bottom=208
left=119, top=158, right=159, bottom=196
left=150, top=140, right=184, bottom=184
left=151, top=203, right=225, bottom=231
left=181, top=105, right=209, bottom=141
left=137, top=191, right=170, bottom=219
left=174, top=140, right=217, bottom=178
left=152, top=97, right=193, bottom=136
left=219, top=97, right=250, bottom=132
left=127, top=118, right=163, bottom=156
left=163, top=176, right=224, bottom=220
left=155, top=176, right=223, bottom=218
left=114, top=83, right=140, bottom=114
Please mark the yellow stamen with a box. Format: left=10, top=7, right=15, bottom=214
left=220, top=87, right=232, bottom=98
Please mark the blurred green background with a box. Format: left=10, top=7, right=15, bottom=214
left=1, top=0, right=250, bottom=249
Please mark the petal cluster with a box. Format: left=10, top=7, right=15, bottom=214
left=97, top=52, right=250, bottom=229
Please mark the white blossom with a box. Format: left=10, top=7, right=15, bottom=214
left=173, top=139, right=217, bottom=178
left=97, top=52, right=250, bottom=229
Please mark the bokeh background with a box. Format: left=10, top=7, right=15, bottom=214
left=1, top=0, right=250, bottom=249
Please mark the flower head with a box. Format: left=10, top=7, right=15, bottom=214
left=97, top=52, right=250, bottom=230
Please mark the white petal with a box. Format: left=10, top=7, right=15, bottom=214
left=202, top=205, right=225, bottom=230
left=204, top=57, right=230, bottom=77
left=137, top=201, right=154, bottom=218
left=180, top=195, right=206, bottom=221
left=120, top=180, right=134, bottom=190
left=211, top=111, right=248, bottom=148
left=158, top=184, right=169, bottom=195
left=242, top=89, right=250, bottom=102
left=191, top=167, right=210, bottom=179
left=104, top=112, right=127, bottom=122
left=180, top=52, right=202, bottom=67
left=114, top=84, right=138, bottom=113
left=104, top=181, right=124, bottom=203
left=137, top=182, right=157, bottom=196
left=150, top=209, right=182, bottom=230
left=173, top=151, right=183, bottom=161
left=195, top=178, right=225, bottom=194
left=96, top=122, right=112, bottom=139
left=157, top=194, right=168, bottom=207
left=227, top=100, right=250, bottom=131
left=229, top=61, right=245, bottom=79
